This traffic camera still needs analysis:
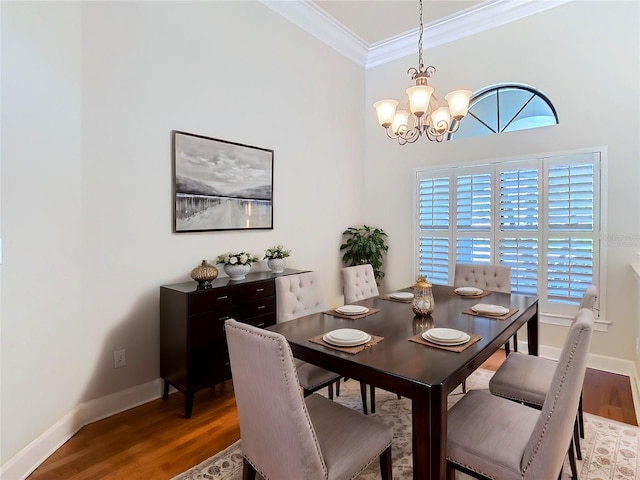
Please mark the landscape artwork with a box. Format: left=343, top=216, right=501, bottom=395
left=173, top=131, right=274, bottom=232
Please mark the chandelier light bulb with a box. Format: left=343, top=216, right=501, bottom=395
left=391, top=110, right=410, bottom=135
left=445, top=90, right=473, bottom=120
left=373, top=99, right=399, bottom=128
left=430, top=106, right=452, bottom=134
left=406, top=85, right=434, bottom=117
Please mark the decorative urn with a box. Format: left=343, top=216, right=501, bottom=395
left=190, top=260, right=218, bottom=286
left=412, top=276, right=435, bottom=317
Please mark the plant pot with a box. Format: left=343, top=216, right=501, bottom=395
left=267, top=257, right=287, bottom=274
left=224, top=263, right=251, bottom=281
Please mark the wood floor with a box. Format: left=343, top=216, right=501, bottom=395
left=28, top=350, right=637, bottom=480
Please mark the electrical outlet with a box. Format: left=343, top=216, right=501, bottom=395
left=114, top=349, right=126, bottom=368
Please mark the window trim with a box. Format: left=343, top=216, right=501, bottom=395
left=412, top=147, right=609, bottom=332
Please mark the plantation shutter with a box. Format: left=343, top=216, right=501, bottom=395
left=418, top=237, right=449, bottom=285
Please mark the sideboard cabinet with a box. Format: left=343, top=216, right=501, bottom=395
left=160, top=269, right=304, bottom=417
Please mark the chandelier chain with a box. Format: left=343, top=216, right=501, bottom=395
left=417, top=0, right=424, bottom=70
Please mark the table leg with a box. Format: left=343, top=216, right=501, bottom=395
left=430, top=386, right=447, bottom=479
left=527, top=307, right=539, bottom=356
left=411, top=393, right=430, bottom=479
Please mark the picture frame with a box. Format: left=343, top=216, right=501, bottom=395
left=172, top=131, right=274, bottom=232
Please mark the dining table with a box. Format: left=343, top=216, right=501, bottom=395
left=267, top=283, right=539, bottom=480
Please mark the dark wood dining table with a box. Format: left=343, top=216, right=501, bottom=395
left=267, top=284, right=539, bottom=480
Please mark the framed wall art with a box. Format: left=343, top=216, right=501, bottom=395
left=172, top=131, right=274, bottom=232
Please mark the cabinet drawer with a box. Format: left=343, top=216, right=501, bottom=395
left=189, top=287, right=237, bottom=315
left=238, top=280, right=274, bottom=301
left=241, top=296, right=275, bottom=318
left=243, top=312, right=276, bottom=329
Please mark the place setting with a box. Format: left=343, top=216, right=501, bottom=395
left=462, top=303, right=519, bottom=320
left=381, top=291, right=414, bottom=303
left=324, top=304, right=380, bottom=319
left=449, top=286, right=492, bottom=298
left=310, top=328, right=384, bottom=354
left=409, top=327, right=481, bottom=352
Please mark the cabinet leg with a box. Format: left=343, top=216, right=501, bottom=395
left=162, top=379, right=170, bottom=400
left=185, top=393, right=194, bottom=418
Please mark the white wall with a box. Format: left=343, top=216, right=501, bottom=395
left=365, top=1, right=640, bottom=357
left=1, top=0, right=365, bottom=465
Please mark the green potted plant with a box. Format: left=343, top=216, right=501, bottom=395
left=340, top=225, right=389, bottom=284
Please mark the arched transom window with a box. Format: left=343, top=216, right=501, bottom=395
left=451, top=84, right=558, bottom=140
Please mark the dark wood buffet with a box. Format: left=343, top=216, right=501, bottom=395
left=160, top=269, right=304, bottom=417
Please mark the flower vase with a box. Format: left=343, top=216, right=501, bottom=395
left=224, top=263, right=251, bottom=281
left=267, top=258, right=287, bottom=274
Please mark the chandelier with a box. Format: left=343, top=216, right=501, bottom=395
left=373, top=0, right=472, bottom=145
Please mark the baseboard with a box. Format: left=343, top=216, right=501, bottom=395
left=0, top=378, right=164, bottom=480
left=4, top=345, right=639, bottom=480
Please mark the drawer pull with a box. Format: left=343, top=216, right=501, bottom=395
left=256, top=323, right=266, bottom=328
left=219, top=315, right=230, bottom=321
left=217, top=295, right=228, bottom=300
left=256, top=288, right=265, bottom=292
left=257, top=305, right=266, bottom=310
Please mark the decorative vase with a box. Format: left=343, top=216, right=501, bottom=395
left=411, top=276, right=435, bottom=317
left=190, top=260, right=218, bottom=286
left=224, top=263, right=251, bottom=281
left=267, top=257, right=287, bottom=274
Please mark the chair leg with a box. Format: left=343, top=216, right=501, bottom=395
left=513, top=331, right=518, bottom=352
left=574, top=416, right=582, bottom=460
left=505, top=339, right=511, bottom=356
left=243, top=458, right=257, bottom=480
left=327, top=383, right=334, bottom=400
left=370, top=385, right=376, bottom=414
left=335, top=378, right=341, bottom=397
left=568, top=438, right=579, bottom=480
left=379, top=445, right=393, bottom=480
left=462, top=379, right=467, bottom=394
left=579, top=393, right=585, bottom=438
left=446, top=461, right=455, bottom=480
left=360, top=381, right=368, bottom=415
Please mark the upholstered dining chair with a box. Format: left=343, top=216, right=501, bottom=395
left=225, top=319, right=393, bottom=480
left=275, top=272, right=342, bottom=399
left=489, top=285, right=599, bottom=469
left=454, top=263, right=515, bottom=353
left=446, top=308, right=594, bottom=480
left=341, top=264, right=380, bottom=304
left=341, top=264, right=398, bottom=413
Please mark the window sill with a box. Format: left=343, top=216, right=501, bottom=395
left=540, top=312, right=609, bottom=333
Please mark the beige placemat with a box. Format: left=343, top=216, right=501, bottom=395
left=447, top=289, right=492, bottom=299
left=408, top=332, right=482, bottom=352
left=323, top=307, right=381, bottom=320
left=309, top=334, right=384, bottom=354
left=462, top=307, right=519, bottom=320
left=380, top=294, right=413, bottom=303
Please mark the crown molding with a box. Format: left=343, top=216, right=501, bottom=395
left=259, top=0, right=370, bottom=67
left=260, top=0, right=573, bottom=69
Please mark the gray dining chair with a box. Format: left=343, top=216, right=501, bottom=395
left=341, top=264, right=398, bottom=413
left=341, top=264, right=379, bottom=303
left=489, top=285, right=599, bottom=470
left=275, top=272, right=342, bottom=399
left=225, top=319, right=393, bottom=480
left=446, top=308, right=594, bottom=480
left=454, top=263, right=512, bottom=393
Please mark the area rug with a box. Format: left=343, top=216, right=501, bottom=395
left=173, top=369, right=640, bottom=480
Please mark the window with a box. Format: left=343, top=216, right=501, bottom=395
left=415, top=150, right=603, bottom=323
left=451, top=84, right=558, bottom=140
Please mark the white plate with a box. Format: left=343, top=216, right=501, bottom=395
left=426, top=328, right=466, bottom=341
left=390, top=292, right=414, bottom=300
left=336, top=305, right=369, bottom=315
left=422, top=331, right=470, bottom=346
left=323, top=332, right=371, bottom=347
left=455, top=286, right=484, bottom=296
left=471, top=304, right=509, bottom=316
left=326, top=328, right=368, bottom=342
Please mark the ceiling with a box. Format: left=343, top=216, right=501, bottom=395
left=261, top=0, right=572, bottom=68
left=310, top=0, right=484, bottom=46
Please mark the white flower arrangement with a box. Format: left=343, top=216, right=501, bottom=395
left=216, top=251, right=259, bottom=266
left=264, top=245, right=291, bottom=260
